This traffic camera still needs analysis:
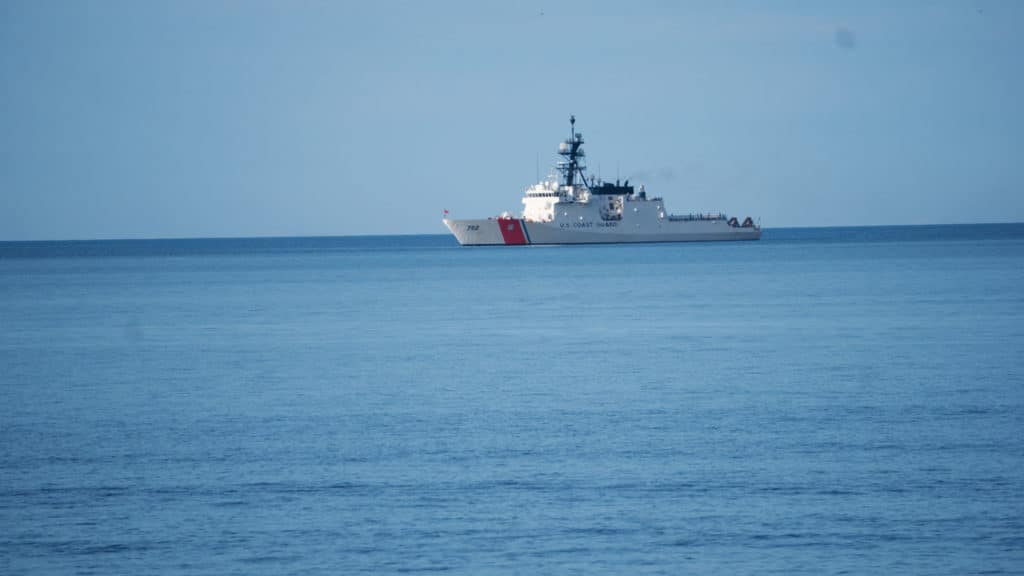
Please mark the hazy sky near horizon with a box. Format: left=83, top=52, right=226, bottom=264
left=1, top=0, right=1022, bottom=240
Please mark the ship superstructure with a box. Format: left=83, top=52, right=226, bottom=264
left=444, top=116, right=760, bottom=245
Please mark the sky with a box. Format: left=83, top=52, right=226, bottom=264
left=1, top=0, right=1022, bottom=240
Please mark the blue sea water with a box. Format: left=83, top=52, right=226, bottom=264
left=1, top=224, right=1023, bottom=575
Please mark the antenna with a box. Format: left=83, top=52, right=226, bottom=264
left=557, top=114, right=589, bottom=189
left=536, top=151, right=539, bottom=182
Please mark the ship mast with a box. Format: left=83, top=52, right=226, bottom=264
left=557, top=115, right=590, bottom=191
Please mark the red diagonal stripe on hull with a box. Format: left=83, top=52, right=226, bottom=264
left=497, top=218, right=528, bottom=245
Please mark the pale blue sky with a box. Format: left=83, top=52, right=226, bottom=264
left=1, top=0, right=1021, bottom=240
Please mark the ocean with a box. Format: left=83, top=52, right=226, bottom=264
left=1, top=224, right=1022, bottom=575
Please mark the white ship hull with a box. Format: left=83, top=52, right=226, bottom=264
left=444, top=217, right=761, bottom=246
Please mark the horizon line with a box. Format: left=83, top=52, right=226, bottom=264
left=1, top=221, right=1022, bottom=244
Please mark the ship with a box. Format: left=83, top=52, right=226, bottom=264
left=443, top=116, right=761, bottom=245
